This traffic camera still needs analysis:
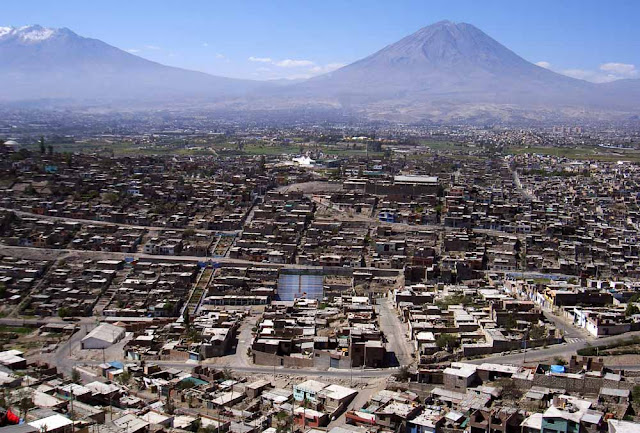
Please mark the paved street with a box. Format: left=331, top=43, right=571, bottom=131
left=376, top=297, right=415, bottom=367
left=542, top=310, right=590, bottom=340
left=0, top=245, right=319, bottom=270
left=68, top=357, right=399, bottom=378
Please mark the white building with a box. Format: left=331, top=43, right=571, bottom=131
left=29, top=414, right=74, bottom=433
left=81, top=323, right=126, bottom=349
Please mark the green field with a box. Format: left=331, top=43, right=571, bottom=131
left=236, top=144, right=300, bottom=155
left=420, top=140, right=463, bottom=151
left=0, top=325, right=34, bottom=335
left=507, top=145, right=640, bottom=162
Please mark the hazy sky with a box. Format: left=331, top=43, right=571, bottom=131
left=2, top=0, right=638, bottom=81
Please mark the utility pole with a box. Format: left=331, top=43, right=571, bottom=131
left=70, top=388, right=75, bottom=433
left=291, top=398, right=295, bottom=433
left=349, top=354, right=353, bottom=387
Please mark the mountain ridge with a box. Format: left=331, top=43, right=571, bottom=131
left=0, top=22, right=638, bottom=123
left=0, top=25, right=272, bottom=102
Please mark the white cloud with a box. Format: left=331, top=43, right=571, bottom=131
left=326, top=62, right=346, bottom=70
left=281, top=73, right=315, bottom=80
left=599, top=62, right=637, bottom=77
left=309, top=63, right=346, bottom=74
left=274, top=59, right=315, bottom=68
left=249, top=56, right=345, bottom=80
left=202, top=42, right=209, bottom=47
left=560, top=63, right=638, bottom=83
left=248, top=56, right=273, bottom=63
left=215, top=53, right=225, bottom=59
left=538, top=61, right=639, bottom=83
left=127, top=48, right=140, bottom=54
left=144, top=45, right=161, bottom=50
left=561, top=68, right=597, bottom=81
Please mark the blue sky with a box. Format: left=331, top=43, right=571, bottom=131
left=2, top=0, right=639, bottom=81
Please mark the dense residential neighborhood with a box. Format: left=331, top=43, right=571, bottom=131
left=2, top=1, right=640, bottom=432
left=2, top=124, right=640, bottom=433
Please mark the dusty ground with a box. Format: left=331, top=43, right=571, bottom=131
left=1, top=327, right=64, bottom=355
left=601, top=353, right=640, bottom=366
left=275, top=182, right=344, bottom=194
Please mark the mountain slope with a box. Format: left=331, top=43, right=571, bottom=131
left=281, top=21, right=639, bottom=121
left=298, top=21, right=595, bottom=104
left=0, top=25, right=265, bottom=102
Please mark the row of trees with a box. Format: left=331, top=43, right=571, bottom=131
left=39, top=136, right=54, bottom=155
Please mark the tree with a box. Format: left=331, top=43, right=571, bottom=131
left=116, top=371, right=132, bottom=385
left=192, top=418, right=202, bottom=433
left=18, top=395, right=34, bottom=419
left=504, top=314, right=518, bottom=331
left=629, top=294, right=640, bottom=303
left=39, top=136, right=45, bottom=154
left=496, top=378, right=523, bottom=401
left=178, top=379, right=197, bottom=391
left=58, top=307, right=72, bottom=318
left=71, top=368, right=81, bottom=383
left=163, top=301, right=175, bottom=314
left=632, top=385, right=640, bottom=404
left=436, top=333, right=459, bottom=351
left=435, top=294, right=472, bottom=310
left=47, top=144, right=53, bottom=155
left=626, top=303, right=640, bottom=317
left=222, top=367, right=233, bottom=380
left=183, top=309, right=190, bottom=329
left=393, top=365, right=411, bottom=382
left=529, top=324, right=547, bottom=340
left=274, top=410, right=291, bottom=433
left=104, top=192, right=119, bottom=204
left=165, top=392, right=175, bottom=415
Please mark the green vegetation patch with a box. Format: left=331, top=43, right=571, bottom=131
left=0, top=325, right=34, bottom=335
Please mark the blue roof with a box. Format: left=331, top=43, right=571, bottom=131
left=108, top=361, right=124, bottom=369
left=550, top=365, right=565, bottom=373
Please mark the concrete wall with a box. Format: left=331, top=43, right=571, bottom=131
left=314, top=350, right=352, bottom=369
left=252, top=350, right=314, bottom=368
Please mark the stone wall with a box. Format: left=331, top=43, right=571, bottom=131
left=526, top=373, right=636, bottom=394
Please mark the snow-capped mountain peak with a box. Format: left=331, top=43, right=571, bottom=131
left=0, top=25, right=63, bottom=42
left=0, top=27, right=13, bottom=38
left=18, top=25, right=55, bottom=41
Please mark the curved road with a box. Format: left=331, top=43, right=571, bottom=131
left=470, top=329, right=640, bottom=366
